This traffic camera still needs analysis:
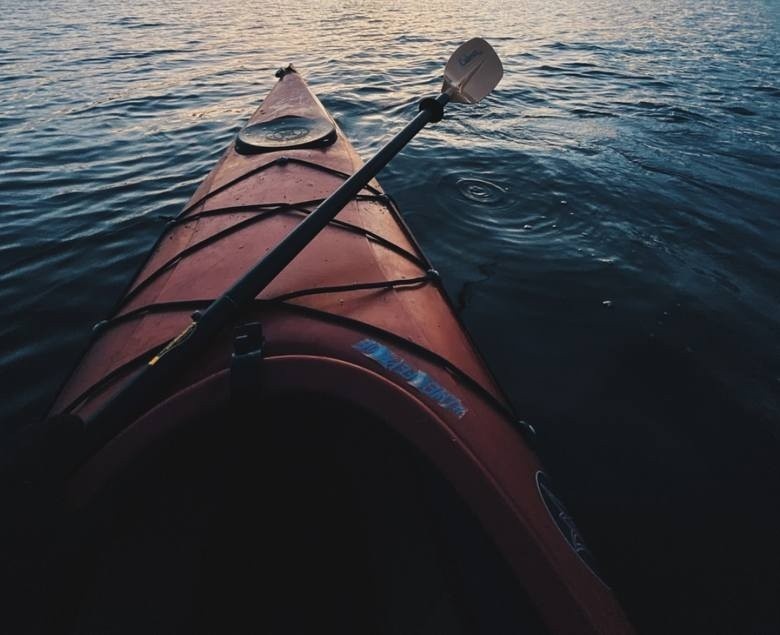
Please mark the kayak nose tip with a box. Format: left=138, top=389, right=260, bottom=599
left=275, top=64, right=297, bottom=79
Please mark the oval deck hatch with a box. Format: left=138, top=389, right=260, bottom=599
left=236, top=115, right=336, bottom=154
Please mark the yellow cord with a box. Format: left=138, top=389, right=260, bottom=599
left=148, top=321, right=197, bottom=366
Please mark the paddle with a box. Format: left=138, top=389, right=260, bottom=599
left=77, top=38, right=503, bottom=460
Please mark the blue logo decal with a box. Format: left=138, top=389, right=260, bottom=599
left=354, top=339, right=467, bottom=418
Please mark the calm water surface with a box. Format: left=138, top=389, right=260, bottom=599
left=1, top=0, right=779, bottom=632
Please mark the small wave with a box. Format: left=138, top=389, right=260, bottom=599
left=619, top=47, right=655, bottom=55
left=535, top=65, right=565, bottom=73
left=544, top=41, right=606, bottom=52
left=0, top=115, right=24, bottom=129
left=77, top=48, right=187, bottom=64
left=721, top=105, right=757, bottom=116
left=396, top=34, right=430, bottom=43
left=644, top=80, right=674, bottom=88
left=635, top=101, right=667, bottom=110
left=659, top=107, right=712, bottom=123
left=748, top=86, right=780, bottom=97
left=613, top=101, right=712, bottom=123
left=570, top=108, right=618, bottom=119
left=70, top=92, right=203, bottom=116
left=125, top=22, right=168, bottom=29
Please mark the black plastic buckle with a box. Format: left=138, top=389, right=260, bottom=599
left=231, top=322, right=265, bottom=400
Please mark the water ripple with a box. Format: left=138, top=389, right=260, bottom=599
left=453, top=176, right=511, bottom=207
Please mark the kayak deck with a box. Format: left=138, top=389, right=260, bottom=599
left=51, top=70, right=504, bottom=418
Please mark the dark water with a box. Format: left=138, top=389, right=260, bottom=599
left=1, top=0, right=779, bottom=632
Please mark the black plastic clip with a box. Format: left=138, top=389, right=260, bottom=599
left=231, top=322, right=265, bottom=401
left=419, top=96, right=445, bottom=123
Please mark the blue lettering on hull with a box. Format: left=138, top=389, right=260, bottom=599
left=353, top=339, right=467, bottom=418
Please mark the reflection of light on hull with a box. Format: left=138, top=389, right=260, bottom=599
left=536, top=471, right=609, bottom=588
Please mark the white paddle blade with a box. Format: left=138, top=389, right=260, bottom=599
left=443, top=38, right=503, bottom=104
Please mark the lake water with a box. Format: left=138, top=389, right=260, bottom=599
left=1, top=0, right=778, bottom=632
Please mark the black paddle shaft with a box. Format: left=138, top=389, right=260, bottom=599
left=79, top=93, right=450, bottom=458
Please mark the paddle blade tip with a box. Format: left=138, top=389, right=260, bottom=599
left=443, top=37, right=503, bottom=104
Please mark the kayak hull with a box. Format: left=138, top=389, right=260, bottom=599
left=49, top=70, right=633, bottom=634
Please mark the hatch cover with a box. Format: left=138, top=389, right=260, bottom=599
left=235, top=115, right=336, bottom=154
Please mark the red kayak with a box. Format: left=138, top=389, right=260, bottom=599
left=46, top=67, right=633, bottom=633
